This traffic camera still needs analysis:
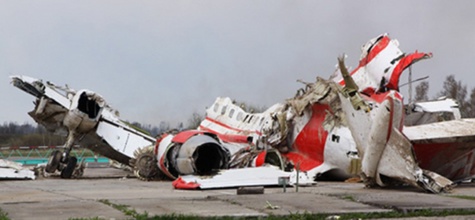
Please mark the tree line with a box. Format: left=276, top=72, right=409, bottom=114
left=0, top=121, right=189, bottom=147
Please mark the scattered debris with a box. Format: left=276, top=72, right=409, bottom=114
left=0, top=159, right=35, bottom=180
left=265, top=200, right=280, bottom=210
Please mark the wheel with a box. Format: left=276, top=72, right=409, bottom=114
left=45, top=150, right=62, bottom=173
left=60, top=156, right=77, bottom=179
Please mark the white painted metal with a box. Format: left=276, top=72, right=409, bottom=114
left=0, top=159, right=35, bottom=180
left=178, top=165, right=314, bottom=189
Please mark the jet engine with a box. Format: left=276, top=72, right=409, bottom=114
left=156, top=131, right=231, bottom=179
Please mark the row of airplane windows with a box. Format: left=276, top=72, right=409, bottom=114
left=213, top=103, right=266, bottom=126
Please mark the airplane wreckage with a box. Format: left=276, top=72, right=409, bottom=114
left=9, top=34, right=475, bottom=193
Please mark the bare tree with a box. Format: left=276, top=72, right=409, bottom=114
left=186, top=112, right=204, bottom=129
left=158, top=121, right=171, bottom=133
left=414, top=81, right=429, bottom=102
left=436, top=75, right=469, bottom=117
left=468, top=88, right=475, bottom=118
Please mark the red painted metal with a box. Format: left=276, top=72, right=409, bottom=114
left=286, top=104, right=330, bottom=171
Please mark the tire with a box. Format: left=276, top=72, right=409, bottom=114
left=45, top=150, right=61, bottom=173
left=60, top=156, right=77, bottom=179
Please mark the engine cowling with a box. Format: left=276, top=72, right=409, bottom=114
left=175, top=134, right=229, bottom=175
left=156, top=131, right=231, bottom=179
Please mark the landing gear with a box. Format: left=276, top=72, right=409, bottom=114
left=44, top=133, right=81, bottom=179
left=44, top=150, right=79, bottom=179
left=45, top=150, right=61, bottom=173
left=43, top=136, right=75, bottom=179
left=60, top=156, right=78, bottom=178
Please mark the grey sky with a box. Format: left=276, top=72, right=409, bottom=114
left=1, top=1, right=475, bottom=126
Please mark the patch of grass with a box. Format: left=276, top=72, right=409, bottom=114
left=340, top=195, right=357, bottom=202
left=0, top=208, right=9, bottom=220
left=94, top=198, right=475, bottom=220
left=69, top=217, right=105, bottom=220
left=160, top=209, right=475, bottom=220
left=447, top=195, right=475, bottom=201
left=317, top=209, right=475, bottom=220
left=98, top=199, right=149, bottom=220
left=146, top=214, right=208, bottom=220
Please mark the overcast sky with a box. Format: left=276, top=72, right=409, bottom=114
left=1, top=1, right=474, bottom=126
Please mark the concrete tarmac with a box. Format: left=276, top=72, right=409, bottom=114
left=1, top=167, right=475, bottom=219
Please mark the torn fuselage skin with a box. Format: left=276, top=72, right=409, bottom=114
left=200, top=95, right=359, bottom=182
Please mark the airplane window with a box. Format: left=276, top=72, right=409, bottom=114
left=254, top=117, right=260, bottom=125
left=213, top=104, right=219, bottom=113
left=229, top=109, right=235, bottom=118
left=237, top=112, right=243, bottom=121
left=259, top=117, right=265, bottom=126
left=243, top=114, right=249, bottom=122
left=221, top=105, right=227, bottom=115
left=248, top=116, right=253, bottom=123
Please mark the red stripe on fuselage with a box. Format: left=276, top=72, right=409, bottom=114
left=289, top=104, right=330, bottom=171
left=202, top=117, right=262, bottom=135
left=387, top=52, right=432, bottom=90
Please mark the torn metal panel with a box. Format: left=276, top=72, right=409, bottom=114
left=263, top=78, right=360, bottom=180
left=338, top=91, right=452, bottom=192
left=332, top=33, right=432, bottom=92
left=405, top=119, right=475, bottom=181
left=335, top=53, right=452, bottom=192
left=405, top=98, right=461, bottom=126
left=411, top=98, right=460, bottom=114
left=0, top=159, right=36, bottom=180
left=172, top=165, right=314, bottom=189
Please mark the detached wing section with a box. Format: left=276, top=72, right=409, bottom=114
left=405, top=119, right=475, bottom=181
left=96, top=111, right=155, bottom=160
